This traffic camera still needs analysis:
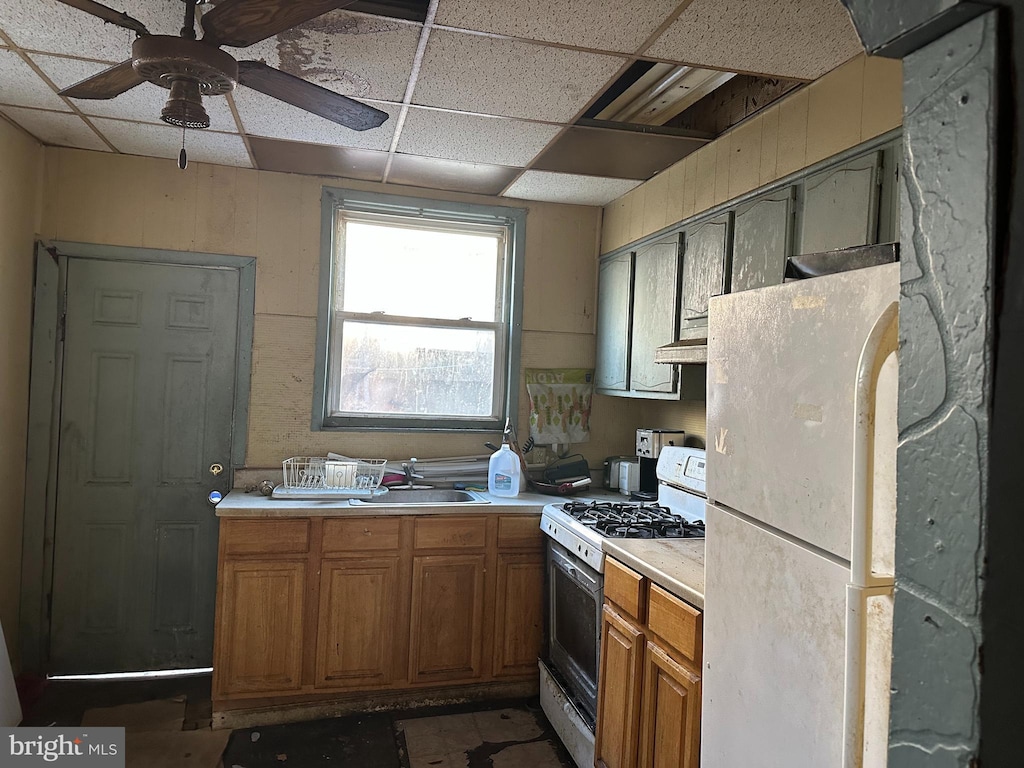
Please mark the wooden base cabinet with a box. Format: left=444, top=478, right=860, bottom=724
left=213, top=513, right=545, bottom=713
left=215, top=559, right=306, bottom=695
left=316, top=557, right=400, bottom=688
left=595, top=558, right=704, bottom=768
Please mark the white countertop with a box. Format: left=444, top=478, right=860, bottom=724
left=215, top=488, right=626, bottom=517
left=602, top=538, right=705, bottom=610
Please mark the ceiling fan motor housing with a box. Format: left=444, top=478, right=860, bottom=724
left=132, top=35, right=238, bottom=129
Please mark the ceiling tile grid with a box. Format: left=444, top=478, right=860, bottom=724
left=646, top=0, right=863, bottom=80
left=503, top=171, right=642, bottom=206
left=434, top=0, right=684, bottom=54
left=412, top=29, right=626, bottom=123
left=0, top=49, right=72, bottom=111
left=396, top=107, right=561, bottom=167
left=0, top=0, right=173, bottom=62
left=91, top=118, right=251, bottom=168
left=0, top=106, right=109, bottom=151
left=241, top=11, right=421, bottom=103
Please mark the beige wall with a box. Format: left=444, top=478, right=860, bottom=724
left=39, top=147, right=646, bottom=474
left=601, top=54, right=904, bottom=255
left=0, top=117, right=44, bottom=667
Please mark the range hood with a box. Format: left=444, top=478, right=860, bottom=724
left=655, top=326, right=708, bottom=365
left=654, top=243, right=899, bottom=366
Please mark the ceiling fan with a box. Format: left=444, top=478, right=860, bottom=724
left=56, top=0, right=390, bottom=136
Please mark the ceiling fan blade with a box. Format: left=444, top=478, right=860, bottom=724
left=201, top=0, right=357, bottom=48
left=238, top=61, right=388, bottom=132
left=59, top=60, right=144, bottom=100
left=54, top=0, right=149, bottom=35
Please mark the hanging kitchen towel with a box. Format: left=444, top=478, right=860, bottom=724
left=525, top=369, right=594, bottom=445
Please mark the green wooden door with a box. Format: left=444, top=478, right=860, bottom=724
left=50, top=257, right=239, bottom=673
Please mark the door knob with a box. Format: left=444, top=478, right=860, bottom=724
left=209, top=463, right=224, bottom=476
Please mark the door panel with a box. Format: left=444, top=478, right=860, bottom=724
left=595, top=253, right=633, bottom=392
left=630, top=239, right=679, bottom=393
left=595, top=604, right=644, bottom=768
left=680, top=213, right=730, bottom=324
left=799, top=151, right=881, bottom=254
left=493, top=552, right=545, bottom=677
left=731, top=188, right=794, bottom=293
left=50, top=258, right=240, bottom=673
left=640, top=641, right=701, bottom=768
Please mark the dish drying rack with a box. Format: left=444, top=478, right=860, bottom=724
left=272, top=457, right=389, bottom=499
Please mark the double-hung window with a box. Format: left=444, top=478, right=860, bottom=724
left=313, top=188, right=525, bottom=431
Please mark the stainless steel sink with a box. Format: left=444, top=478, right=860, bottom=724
left=351, top=488, right=489, bottom=506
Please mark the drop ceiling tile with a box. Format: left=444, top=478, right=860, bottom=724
left=0, top=1, right=172, bottom=62
left=388, top=154, right=520, bottom=196
left=0, top=49, right=70, bottom=111
left=241, top=10, right=420, bottom=102
left=91, top=118, right=251, bottom=167
left=249, top=136, right=387, bottom=181
left=31, top=54, right=237, bottom=132
left=646, top=0, right=863, bottom=80
left=435, top=0, right=680, bottom=53
left=397, top=107, right=560, bottom=167
left=503, top=170, right=641, bottom=206
left=233, top=87, right=398, bottom=150
left=532, top=124, right=706, bottom=180
left=0, top=106, right=108, bottom=150
left=413, top=29, right=624, bottom=123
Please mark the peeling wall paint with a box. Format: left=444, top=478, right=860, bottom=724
left=890, top=11, right=996, bottom=766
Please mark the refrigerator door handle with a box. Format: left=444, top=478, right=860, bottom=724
left=843, top=300, right=898, bottom=768
left=850, top=300, right=898, bottom=590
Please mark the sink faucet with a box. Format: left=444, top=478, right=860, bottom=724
left=391, top=458, right=433, bottom=490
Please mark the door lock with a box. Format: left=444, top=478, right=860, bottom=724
left=209, top=463, right=224, bottom=476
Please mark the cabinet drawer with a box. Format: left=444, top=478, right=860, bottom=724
left=605, top=558, right=645, bottom=620
left=647, top=584, right=703, bottom=664
left=414, top=517, right=487, bottom=550
left=496, top=515, right=543, bottom=549
left=221, top=519, right=310, bottom=556
left=323, top=518, right=401, bottom=553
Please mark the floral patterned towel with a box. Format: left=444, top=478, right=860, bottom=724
left=524, top=368, right=594, bottom=445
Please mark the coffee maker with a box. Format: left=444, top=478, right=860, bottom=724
left=635, top=429, right=686, bottom=498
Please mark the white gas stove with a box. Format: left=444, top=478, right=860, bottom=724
left=539, top=446, right=706, bottom=768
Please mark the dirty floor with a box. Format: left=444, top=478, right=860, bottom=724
left=21, top=674, right=574, bottom=768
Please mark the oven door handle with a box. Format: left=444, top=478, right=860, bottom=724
left=551, top=549, right=601, bottom=594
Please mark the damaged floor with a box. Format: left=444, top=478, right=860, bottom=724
left=22, top=674, right=574, bottom=768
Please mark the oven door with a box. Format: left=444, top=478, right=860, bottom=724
left=547, top=538, right=602, bottom=727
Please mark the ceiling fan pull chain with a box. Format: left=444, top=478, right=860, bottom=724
left=179, top=125, right=188, bottom=170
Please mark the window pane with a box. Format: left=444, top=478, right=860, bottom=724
left=334, top=321, right=497, bottom=418
left=340, top=220, right=500, bottom=321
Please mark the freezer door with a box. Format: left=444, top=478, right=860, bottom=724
left=702, top=503, right=849, bottom=767
left=706, top=262, right=898, bottom=560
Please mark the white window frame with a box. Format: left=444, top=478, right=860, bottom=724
left=312, top=187, right=526, bottom=432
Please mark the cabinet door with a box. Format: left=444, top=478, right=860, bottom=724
left=595, top=252, right=634, bottom=392
left=630, top=237, right=680, bottom=393
left=215, top=559, right=306, bottom=695
left=409, top=554, right=486, bottom=683
left=639, top=641, right=701, bottom=768
left=680, top=213, right=731, bottom=325
left=731, top=188, right=794, bottom=293
left=799, top=151, right=881, bottom=254
left=315, top=557, right=400, bottom=689
left=493, top=552, right=545, bottom=678
left=595, top=604, right=645, bottom=768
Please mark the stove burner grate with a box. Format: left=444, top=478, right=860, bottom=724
left=559, top=500, right=705, bottom=539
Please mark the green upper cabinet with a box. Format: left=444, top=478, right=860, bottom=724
left=631, top=238, right=681, bottom=394
left=680, top=212, right=731, bottom=329
left=797, top=151, right=882, bottom=254
left=594, top=251, right=633, bottom=392
left=595, top=235, right=681, bottom=399
left=731, top=188, right=795, bottom=293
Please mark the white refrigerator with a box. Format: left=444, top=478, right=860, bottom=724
left=703, top=262, right=899, bottom=768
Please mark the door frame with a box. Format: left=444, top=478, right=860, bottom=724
left=19, top=240, right=256, bottom=674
